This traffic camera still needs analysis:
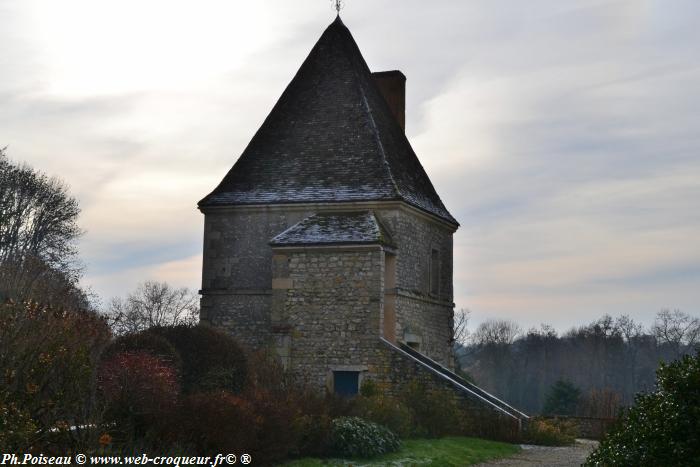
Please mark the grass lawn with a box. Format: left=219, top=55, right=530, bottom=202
left=285, top=436, right=520, bottom=466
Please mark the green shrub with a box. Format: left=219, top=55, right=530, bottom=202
left=523, top=417, right=577, bottom=446
left=586, top=352, right=700, bottom=466
left=292, top=413, right=333, bottom=457
left=353, top=394, right=414, bottom=438
left=543, top=380, right=581, bottom=416
left=149, top=324, right=247, bottom=394
left=359, top=379, right=380, bottom=398
left=329, top=416, right=400, bottom=458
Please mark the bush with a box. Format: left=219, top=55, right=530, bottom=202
left=359, top=379, right=380, bottom=398
left=102, top=332, right=181, bottom=369
left=198, top=367, right=244, bottom=393
left=98, top=351, right=179, bottom=440
left=329, top=417, right=400, bottom=458
left=577, top=387, right=622, bottom=418
left=245, top=387, right=302, bottom=463
left=0, top=301, right=110, bottom=451
left=586, top=352, right=700, bottom=466
left=459, top=409, right=522, bottom=443
left=353, top=394, right=414, bottom=438
left=543, top=380, right=581, bottom=416
left=163, top=391, right=302, bottom=465
left=523, top=417, right=577, bottom=446
left=163, top=391, right=258, bottom=454
left=292, top=413, right=333, bottom=458
left=243, top=351, right=319, bottom=462
left=401, top=381, right=461, bottom=438
left=161, top=352, right=309, bottom=464
left=99, top=334, right=299, bottom=461
left=149, top=325, right=247, bottom=394
left=0, top=395, right=36, bottom=452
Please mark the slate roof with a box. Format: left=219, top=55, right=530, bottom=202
left=269, top=211, right=394, bottom=247
left=199, top=16, right=457, bottom=226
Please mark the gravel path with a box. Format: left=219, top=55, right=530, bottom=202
left=473, top=439, right=598, bottom=467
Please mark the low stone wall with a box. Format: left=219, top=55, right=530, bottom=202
left=543, top=415, right=617, bottom=440
left=369, top=339, right=523, bottom=441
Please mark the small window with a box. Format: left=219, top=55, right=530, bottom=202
left=333, top=371, right=360, bottom=396
left=430, top=248, right=440, bottom=296
left=404, top=331, right=422, bottom=351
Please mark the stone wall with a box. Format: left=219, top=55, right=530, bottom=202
left=200, top=207, right=313, bottom=347
left=200, top=292, right=272, bottom=350
left=272, top=247, right=384, bottom=391
left=376, top=209, right=454, bottom=301
left=200, top=203, right=456, bottom=373
left=368, top=339, right=522, bottom=440
left=201, top=208, right=313, bottom=291
left=543, top=416, right=617, bottom=440
left=376, top=209, right=455, bottom=367
left=394, top=293, right=453, bottom=366
left=369, top=340, right=471, bottom=402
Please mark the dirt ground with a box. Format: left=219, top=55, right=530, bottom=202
left=472, top=439, right=599, bottom=467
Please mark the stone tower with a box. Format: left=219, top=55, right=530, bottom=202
left=199, top=17, right=461, bottom=395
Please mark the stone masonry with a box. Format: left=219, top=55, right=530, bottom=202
left=200, top=203, right=457, bottom=392
left=197, top=17, right=470, bottom=400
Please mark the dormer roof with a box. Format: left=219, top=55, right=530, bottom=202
left=269, top=211, right=394, bottom=247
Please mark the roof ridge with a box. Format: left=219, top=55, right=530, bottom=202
left=333, top=21, right=401, bottom=201
left=335, top=22, right=405, bottom=203
left=357, top=69, right=402, bottom=201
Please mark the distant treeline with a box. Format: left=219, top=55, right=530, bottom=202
left=456, top=310, right=700, bottom=415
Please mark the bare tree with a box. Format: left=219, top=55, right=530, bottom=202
left=0, top=148, right=87, bottom=308
left=460, top=312, right=700, bottom=413
left=0, top=148, right=81, bottom=271
left=452, top=308, right=471, bottom=346
left=652, top=309, right=700, bottom=357
left=614, top=314, right=643, bottom=342
left=472, top=319, right=522, bottom=346
left=106, top=281, right=199, bottom=335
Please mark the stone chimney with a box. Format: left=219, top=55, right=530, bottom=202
left=372, top=70, right=406, bottom=131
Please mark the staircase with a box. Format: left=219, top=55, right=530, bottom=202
left=381, top=337, right=529, bottom=423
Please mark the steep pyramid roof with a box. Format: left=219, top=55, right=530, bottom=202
left=199, top=16, right=457, bottom=226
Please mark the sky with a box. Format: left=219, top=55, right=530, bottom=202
left=1, top=0, right=698, bottom=331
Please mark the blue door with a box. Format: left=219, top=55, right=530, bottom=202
left=333, top=371, right=359, bottom=396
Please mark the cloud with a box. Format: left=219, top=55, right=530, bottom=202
left=409, top=0, right=700, bottom=329
left=1, top=0, right=698, bottom=329
left=88, top=254, right=202, bottom=301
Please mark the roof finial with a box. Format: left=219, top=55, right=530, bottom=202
left=331, top=0, right=344, bottom=15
